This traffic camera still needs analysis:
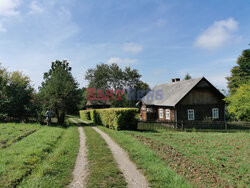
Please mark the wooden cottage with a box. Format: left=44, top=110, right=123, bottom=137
left=138, top=77, right=225, bottom=122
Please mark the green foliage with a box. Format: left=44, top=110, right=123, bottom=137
left=39, top=60, right=81, bottom=124
left=78, top=87, right=87, bottom=110
left=79, top=110, right=91, bottom=120
left=226, top=49, right=250, bottom=94
left=85, top=63, right=150, bottom=107
left=80, top=108, right=138, bottom=130
left=225, top=84, right=250, bottom=121
left=0, top=64, right=35, bottom=121
left=184, top=73, right=192, bottom=80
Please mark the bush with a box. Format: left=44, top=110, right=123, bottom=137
left=79, top=108, right=138, bottom=130
left=79, top=110, right=91, bottom=120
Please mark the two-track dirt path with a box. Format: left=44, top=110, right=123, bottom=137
left=92, top=127, right=149, bottom=188
left=69, top=119, right=89, bottom=188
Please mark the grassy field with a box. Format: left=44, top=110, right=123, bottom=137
left=0, top=123, right=39, bottom=148
left=1, top=120, right=249, bottom=188
left=84, top=126, right=127, bottom=188
left=99, top=126, right=250, bottom=187
left=98, top=126, right=191, bottom=188
left=0, top=123, right=79, bottom=188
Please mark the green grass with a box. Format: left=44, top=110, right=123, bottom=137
left=84, top=126, right=127, bottom=188
left=98, top=126, right=191, bottom=188
left=0, top=123, right=80, bottom=188
left=0, top=123, right=39, bottom=148
left=125, top=130, right=250, bottom=187
left=18, top=126, right=79, bottom=188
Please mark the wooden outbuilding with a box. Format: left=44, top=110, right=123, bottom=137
left=86, top=100, right=111, bottom=110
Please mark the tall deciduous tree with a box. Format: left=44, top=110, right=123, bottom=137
left=85, top=63, right=150, bottom=107
left=39, top=60, right=81, bottom=124
left=225, top=84, right=250, bottom=121
left=226, top=49, right=250, bottom=94
left=0, top=64, right=34, bottom=121
left=85, top=63, right=111, bottom=90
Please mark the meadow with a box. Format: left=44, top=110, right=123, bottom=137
left=0, top=123, right=79, bottom=188
left=99, top=126, right=250, bottom=187
left=0, top=120, right=249, bottom=188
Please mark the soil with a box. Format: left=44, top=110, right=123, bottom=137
left=93, top=127, right=149, bottom=188
left=132, top=134, right=231, bottom=188
left=69, top=119, right=89, bottom=188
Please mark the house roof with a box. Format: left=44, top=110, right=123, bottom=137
left=141, top=77, right=220, bottom=107
left=86, top=100, right=111, bottom=106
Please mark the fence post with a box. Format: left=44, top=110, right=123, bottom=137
left=181, top=121, right=184, bottom=131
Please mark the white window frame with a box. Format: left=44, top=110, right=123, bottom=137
left=212, top=108, right=219, bottom=119
left=147, top=108, right=153, bottom=113
left=159, top=109, right=163, bottom=119
left=188, top=109, right=195, bottom=120
left=166, top=109, right=170, bottom=120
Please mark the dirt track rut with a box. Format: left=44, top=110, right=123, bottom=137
left=92, top=127, right=149, bottom=188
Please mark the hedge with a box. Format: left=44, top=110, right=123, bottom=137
left=79, top=108, right=138, bottom=130
left=79, top=110, right=91, bottom=120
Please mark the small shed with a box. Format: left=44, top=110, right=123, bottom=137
left=86, top=100, right=111, bottom=110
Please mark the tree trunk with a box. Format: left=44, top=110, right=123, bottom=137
left=58, top=111, right=65, bottom=125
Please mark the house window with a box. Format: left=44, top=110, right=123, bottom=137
left=147, top=108, right=153, bottom=113
left=159, top=109, right=163, bottom=119
left=188, top=109, right=195, bottom=120
left=212, top=108, right=219, bottom=119
left=166, top=109, right=170, bottom=120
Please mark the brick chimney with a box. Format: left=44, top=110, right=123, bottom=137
left=172, top=78, right=180, bottom=83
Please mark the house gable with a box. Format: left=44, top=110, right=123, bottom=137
left=178, top=78, right=225, bottom=105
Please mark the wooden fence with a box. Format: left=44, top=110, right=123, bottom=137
left=137, top=120, right=250, bottom=131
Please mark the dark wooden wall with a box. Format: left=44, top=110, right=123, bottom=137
left=140, top=79, right=225, bottom=122
left=176, top=81, right=225, bottom=121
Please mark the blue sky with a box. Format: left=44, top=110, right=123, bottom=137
left=0, top=0, right=249, bottom=90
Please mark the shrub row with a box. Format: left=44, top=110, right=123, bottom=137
left=79, top=108, right=138, bottom=130
left=79, top=110, right=91, bottom=121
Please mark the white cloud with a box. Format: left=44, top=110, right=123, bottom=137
left=29, top=1, right=43, bottom=14
left=123, top=42, right=143, bottom=54
left=0, top=0, right=20, bottom=32
left=194, top=18, right=238, bottom=50
left=107, top=57, right=138, bottom=65
left=0, top=0, right=19, bottom=16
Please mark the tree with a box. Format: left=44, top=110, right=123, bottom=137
left=184, top=73, right=192, bottom=80
left=0, top=64, right=34, bottom=121
left=226, top=49, right=250, bottom=94
left=39, top=60, right=81, bottom=124
left=85, top=63, right=150, bottom=107
left=85, top=63, right=111, bottom=90
left=78, top=87, right=87, bottom=110
left=225, top=84, right=250, bottom=121
left=4, top=71, right=34, bottom=120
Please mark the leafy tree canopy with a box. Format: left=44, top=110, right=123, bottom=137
left=39, top=60, right=81, bottom=124
left=225, top=83, right=250, bottom=121
left=85, top=63, right=150, bottom=107
left=226, top=49, right=250, bottom=94
left=0, top=64, right=34, bottom=120
left=184, top=73, right=192, bottom=80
